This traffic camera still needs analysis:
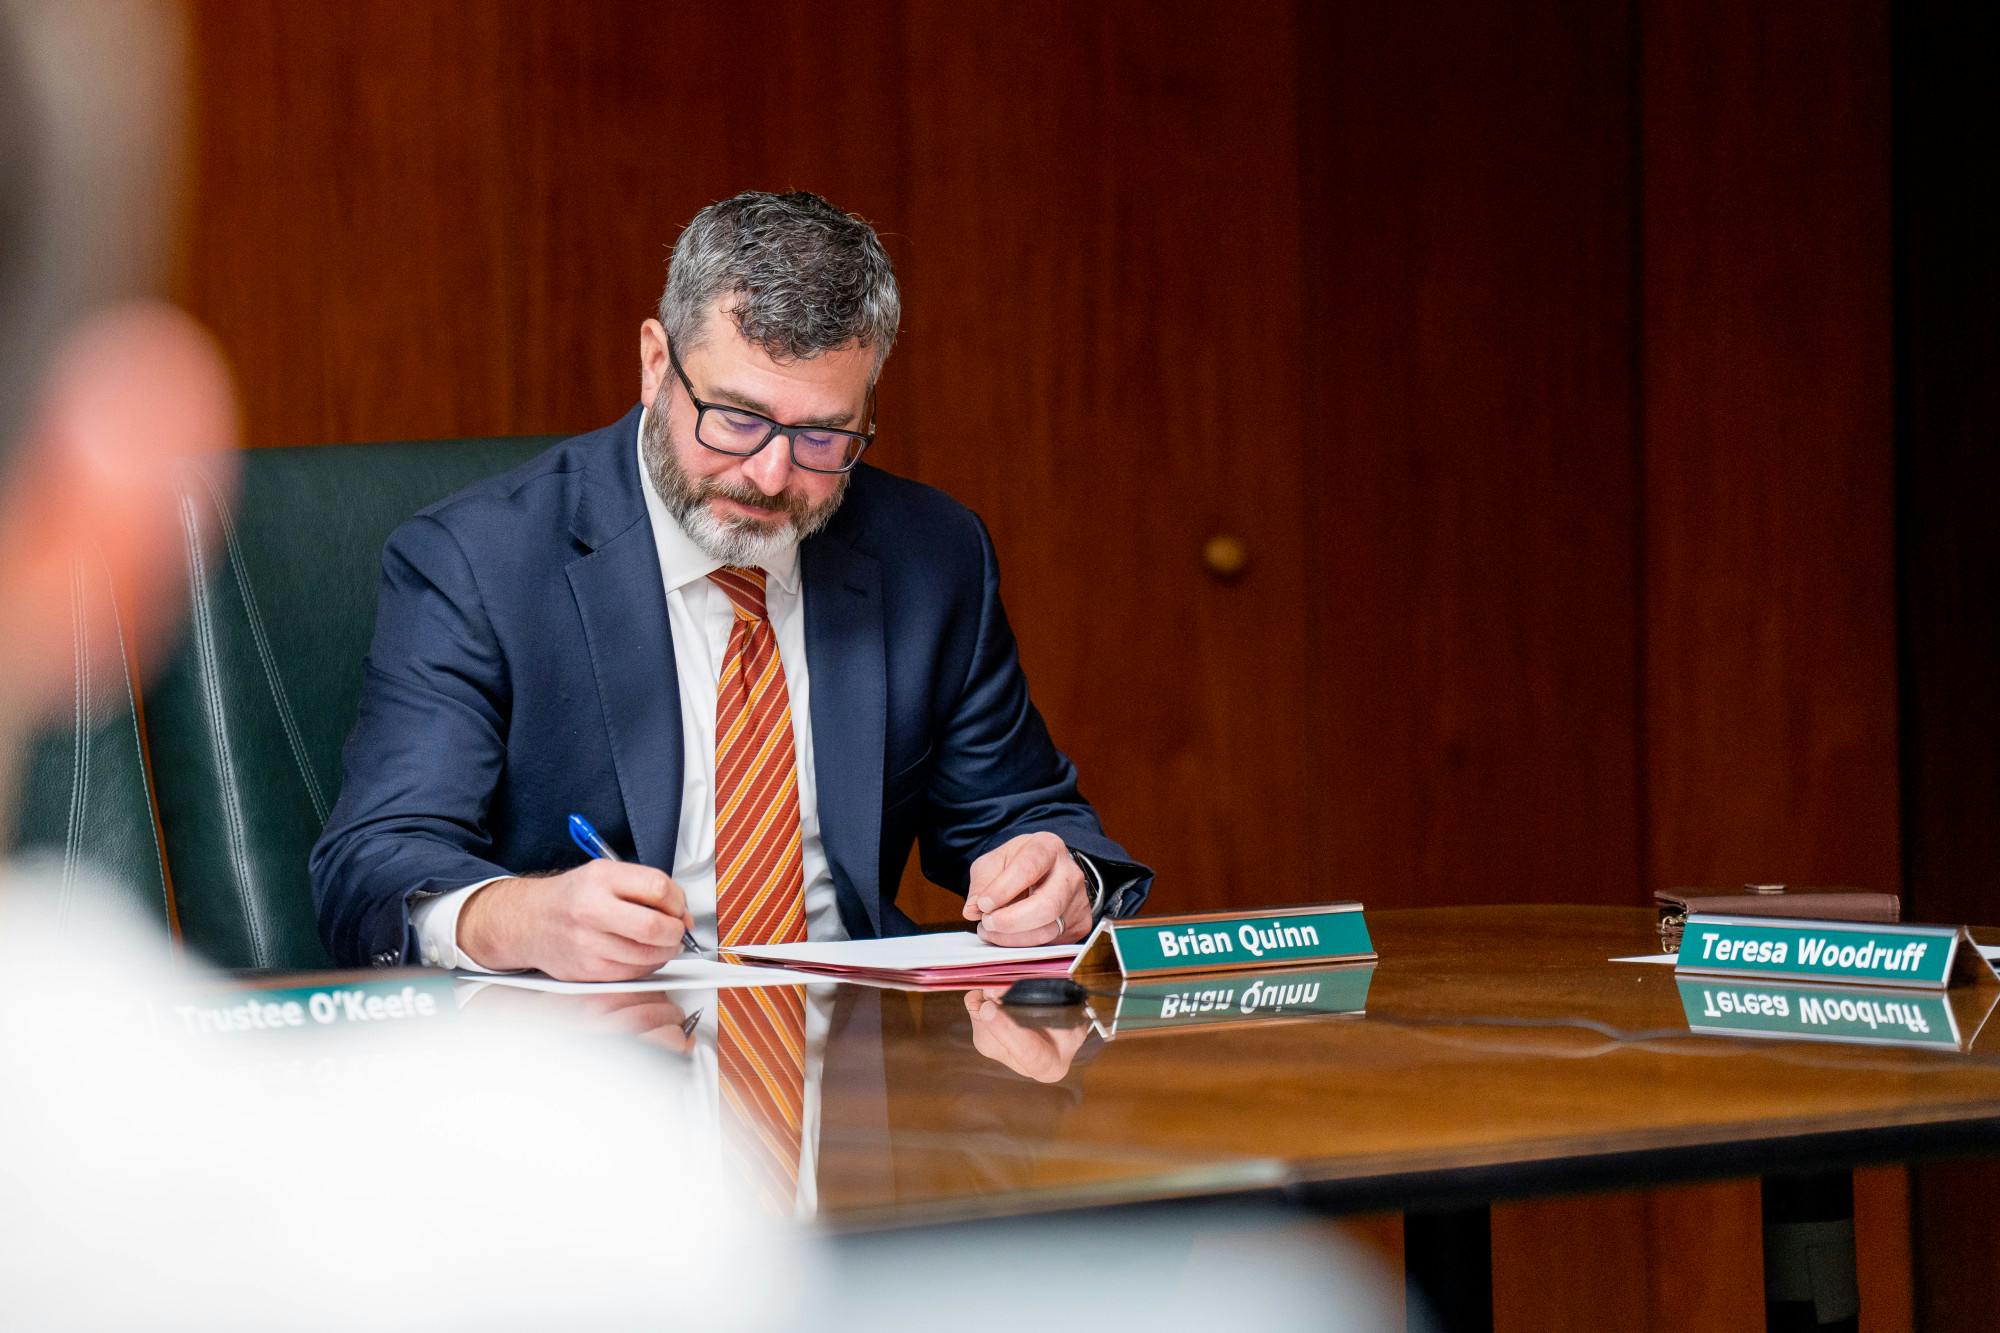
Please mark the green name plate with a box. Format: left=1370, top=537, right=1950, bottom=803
left=1088, top=964, right=1374, bottom=1039
left=1677, top=977, right=1975, bottom=1050
left=1675, top=915, right=1996, bottom=990
left=165, top=976, right=457, bottom=1040
left=1073, top=903, right=1374, bottom=979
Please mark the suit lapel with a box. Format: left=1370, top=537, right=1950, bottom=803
left=803, top=531, right=885, bottom=936
left=564, top=411, right=683, bottom=871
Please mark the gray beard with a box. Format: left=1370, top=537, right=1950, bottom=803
left=641, top=406, right=848, bottom=567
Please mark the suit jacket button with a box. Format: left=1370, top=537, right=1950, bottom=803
left=371, top=950, right=398, bottom=968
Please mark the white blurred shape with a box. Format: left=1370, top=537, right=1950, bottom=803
left=0, top=868, right=811, bottom=1331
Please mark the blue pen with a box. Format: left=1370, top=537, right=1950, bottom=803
left=568, top=813, right=705, bottom=956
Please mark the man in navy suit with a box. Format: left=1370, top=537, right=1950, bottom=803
left=312, top=191, right=1150, bottom=978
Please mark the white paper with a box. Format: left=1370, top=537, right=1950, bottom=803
left=454, top=956, right=824, bottom=994
left=726, top=930, right=1080, bottom=972
left=1981, top=945, right=2000, bottom=963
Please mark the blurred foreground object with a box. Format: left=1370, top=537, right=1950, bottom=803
left=0, top=877, right=800, bottom=1331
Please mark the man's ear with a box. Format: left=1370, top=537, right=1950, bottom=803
left=0, top=301, right=237, bottom=720
left=639, top=318, right=669, bottom=409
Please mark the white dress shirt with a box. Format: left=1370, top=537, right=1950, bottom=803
left=412, top=405, right=848, bottom=969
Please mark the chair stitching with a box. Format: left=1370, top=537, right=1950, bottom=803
left=181, top=488, right=270, bottom=967
left=102, top=549, right=172, bottom=921
left=58, top=563, right=85, bottom=931
left=201, top=469, right=331, bottom=825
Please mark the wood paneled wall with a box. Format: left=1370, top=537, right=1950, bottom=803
left=1642, top=0, right=1897, bottom=897
left=173, top=2, right=1910, bottom=1328
left=1297, top=1, right=1642, bottom=911
left=1613, top=6, right=1903, bottom=1329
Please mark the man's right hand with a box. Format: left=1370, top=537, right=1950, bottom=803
left=457, top=861, right=695, bottom=981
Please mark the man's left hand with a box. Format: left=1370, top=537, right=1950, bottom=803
left=963, top=832, right=1091, bottom=946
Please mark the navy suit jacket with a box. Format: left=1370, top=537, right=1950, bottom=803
left=310, top=407, right=1151, bottom=967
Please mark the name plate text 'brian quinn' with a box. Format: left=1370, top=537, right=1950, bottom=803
left=1072, top=903, right=1374, bottom=979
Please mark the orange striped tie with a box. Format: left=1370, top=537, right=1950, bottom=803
left=719, top=984, right=809, bottom=1214
left=709, top=566, right=806, bottom=948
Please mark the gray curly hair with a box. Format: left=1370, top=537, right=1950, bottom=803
left=660, top=191, right=900, bottom=377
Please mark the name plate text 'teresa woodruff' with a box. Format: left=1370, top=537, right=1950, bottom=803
left=1674, top=914, right=2000, bottom=990
left=1071, top=903, right=1374, bottom=979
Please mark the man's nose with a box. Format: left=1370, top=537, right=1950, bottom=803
left=741, top=435, right=794, bottom=494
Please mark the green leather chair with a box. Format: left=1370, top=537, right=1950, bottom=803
left=6, top=553, right=173, bottom=933
left=143, top=437, right=555, bottom=970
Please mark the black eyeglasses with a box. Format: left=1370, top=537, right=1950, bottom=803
left=666, top=340, right=874, bottom=474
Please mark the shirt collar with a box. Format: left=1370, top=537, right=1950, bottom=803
left=636, top=402, right=802, bottom=596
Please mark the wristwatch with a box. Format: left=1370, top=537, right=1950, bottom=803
left=1069, top=846, right=1108, bottom=922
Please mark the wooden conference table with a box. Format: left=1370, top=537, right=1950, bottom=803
left=268, top=906, right=2000, bottom=1327
left=806, top=903, right=2000, bottom=1331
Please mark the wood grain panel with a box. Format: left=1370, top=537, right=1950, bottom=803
left=1494, top=1182, right=1763, bottom=1332
left=1492, top=1194, right=1652, bottom=1332
left=895, top=0, right=1316, bottom=916
left=1501, top=1169, right=1903, bottom=1333
left=1640, top=0, right=1897, bottom=896
left=1296, top=0, right=1642, bottom=912
left=1640, top=2, right=1900, bottom=1329
left=175, top=0, right=913, bottom=446
left=1294, top=12, right=1654, bottom=1321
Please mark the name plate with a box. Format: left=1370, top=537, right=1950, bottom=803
left=1087, top=964, right=1373, bottom=1039
left=1677, top=977, right=1998, bottom=1051
left=1675, top=914, right=1997, bottom=990
left=163, top=976, right=457, bottom=1040
left=1072, top=903, right=1374, bottom=979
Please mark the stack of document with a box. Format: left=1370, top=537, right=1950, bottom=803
left=725, top=931, right=1081, bottom=987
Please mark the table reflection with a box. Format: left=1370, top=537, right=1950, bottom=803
left=963, top=987, right=1094, bottom=1082
left=457, top=981, right=700, bottom=1054
left=213, top=931, right=2000, bottom=1231
left=1676, top=975, right=2000, bottom=1052
left=1081, top=963, right=1373, bottom=1038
